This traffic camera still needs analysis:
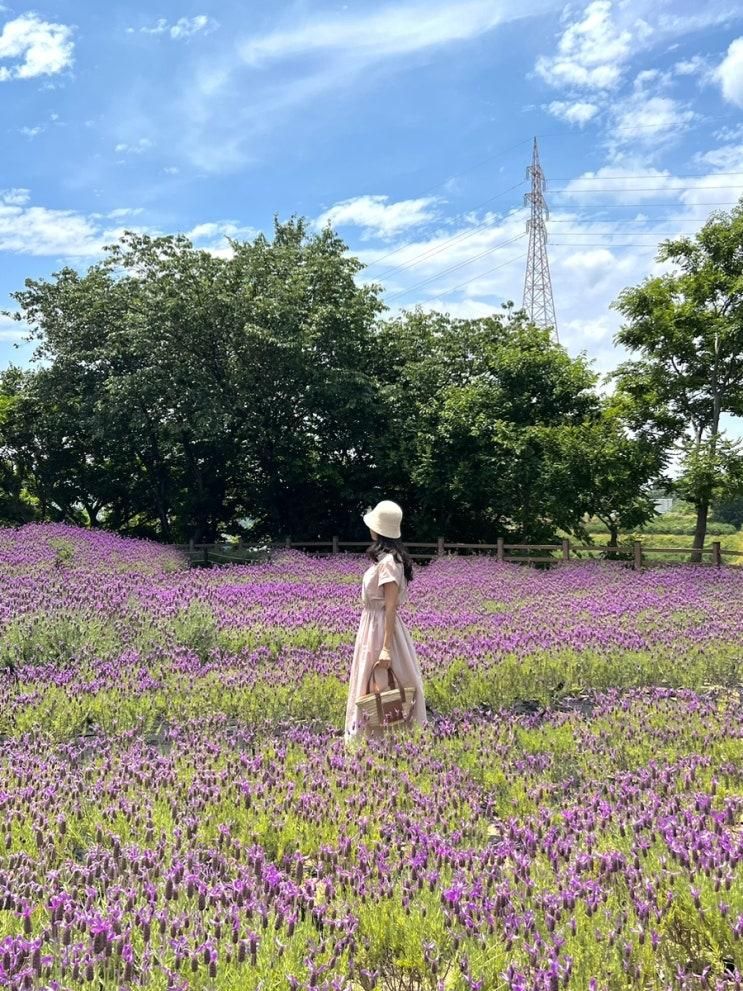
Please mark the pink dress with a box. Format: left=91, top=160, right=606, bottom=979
left=344, top=552, right=427, bottom=741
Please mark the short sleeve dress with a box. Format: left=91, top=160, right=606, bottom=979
left=344, top=552, right=427, bottom=740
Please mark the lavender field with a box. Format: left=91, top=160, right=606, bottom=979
left=1, top=524, right=742, bottom=990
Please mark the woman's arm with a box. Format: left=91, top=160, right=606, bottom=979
left=378, top=579, right=399, bottom=668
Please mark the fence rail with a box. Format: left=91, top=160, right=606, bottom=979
left=174, top=537, right=742, bottom=569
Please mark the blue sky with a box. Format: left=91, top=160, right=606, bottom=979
left=1, top=0, right=743, bottom=435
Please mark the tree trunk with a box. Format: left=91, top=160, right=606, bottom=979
left=608, top=524, right=618, bottom=548
left=83, top=500, right=100, bottom=527
left=691, top=501, right=708, bottom=563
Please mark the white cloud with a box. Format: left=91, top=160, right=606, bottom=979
left=0, top=14, right=74, bottom=81
left=556, top=165, right=743, bottom=210
left=0, top=313, right=28, bottom=342
left=562, top=247, right=616, bottom=273
left=716, top=37, right=743, bottom=108
left=115, top=138, right=153, bottom=155
left=137, top=18, right=168, bottom=35
left=356, top=209, right=528, bottom=303
left=426, top=298, right=502, bottom=319
left=673, top=55, right=708, bottom=76
left=607, top=94, right=696, bottom=154
left=315, top=195, right=440, bottom=240
left=656, top=7, right=741, bottom=36
left=0, top=200, right=111, bottom=256
left=239, top=0, right=527, bottom=65
left=1, top=188, right=30, bottom=205
left=119, top=0, right=550, bottom=175
left=535, top=0, right=645, bottom=90
left=107, top=207, right=144, bottom=219
left=560, top=315, right=615, bottom=344
left=0, top=189, right=152, bottom=256
left=0, top=191, right=259, bottom=259
left=186, top=220, right=258, bottom=257
left=713, top=122, right=743, bottom=143
left=694, top=140, right=743, bottom=172
left=535, top=0, right=735, bottom=95
left=171, top=15, right=217, bottom=39
left=20, top=124, right=42, bottom=138
left=187, top=221, right=255, bottom=240
left=553, top=167, right=679, bottom=205
left=546, top=100, right=600, bottom=125
left=136, top=15, right=218, bottom=40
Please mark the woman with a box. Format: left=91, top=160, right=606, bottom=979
left=344, top=499, right=427, bottom=741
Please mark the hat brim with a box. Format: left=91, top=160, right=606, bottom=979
left=363, top=511, right=401, bottom=540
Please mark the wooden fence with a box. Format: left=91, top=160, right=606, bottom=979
left=175, top=537, right=742, bottom=569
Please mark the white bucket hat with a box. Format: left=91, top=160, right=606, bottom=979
left=363, top=500, right=403, bottom=540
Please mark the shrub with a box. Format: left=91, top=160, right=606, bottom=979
left=0, top=611, right=121, bottom=669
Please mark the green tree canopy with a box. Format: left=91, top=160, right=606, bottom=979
left=4, top=220, right=385, bottom=541
left=612, top=199, right=743, bottom=559
left=2, top=217, right=679, bottom=547
left=370, top=308, right=658, bottom=543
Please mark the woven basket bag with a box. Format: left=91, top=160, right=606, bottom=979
left=355, top=662, right=417, bottom=731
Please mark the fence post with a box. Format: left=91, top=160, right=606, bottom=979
left=203, top=545, right=209, bottom=567
left=285, top=535, right=291, bottom=548
left=712, top=541, right=722, bottom=568
left=332, top=535, right=339, bottom=555
left=497, top=537, right=504, bottom=562
left=437, top=536, right=445, bottom=557
left=561, top=538, right=570, bottom=562
left=633, top=540, right=642, bottom=571
left=188, top=538, right=194, bottom=556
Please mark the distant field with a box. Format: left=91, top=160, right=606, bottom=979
left=631, top=530, right=743, bottom=554
left=571, top=527, right=743, bottom=564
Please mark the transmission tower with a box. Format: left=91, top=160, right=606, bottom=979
left=522, top=137, right=558, bottom=341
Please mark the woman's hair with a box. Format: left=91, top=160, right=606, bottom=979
left=366, top=535, right=414, bottom=583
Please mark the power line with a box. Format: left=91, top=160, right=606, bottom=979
left=368, top=179, right=526, bottom=279
left=376, top=205, right=738, bottom=275
left=369, top=194, right=741, bottom=279
left=550, top=241, right=682, bottom=247
left=546, top=230, right=710, bottom=235
left=360, top=138, right=534, bottom=272
left=549, top=170, right=743, bottom=181
left=557, top=201, right=740, bottom=209
left=367, top=209, right=730, bottom=281
left=383, top=232, right=527, bottom=301
left=551, top=184, right=743, bottom=193
left=420, top=252, right=530, bottom=306
left=349, top=138, right=743, bottom=304
left=382, top=207, right=736, bottom=307
left=362, top=162, right=741, bottom=279
left=547, top=216, right=731, bottom=223
left=397, top=136, right=534, bottom=202
left=552, top=112, right=743, bottom=134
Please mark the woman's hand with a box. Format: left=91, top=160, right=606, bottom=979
left=377, top=647, right=392, bottom=669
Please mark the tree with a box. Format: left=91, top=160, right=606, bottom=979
left=0, top=366, right=93, bottom=525
left=712, top=492, right=743, bottom=529
left=0, top=379, right=36, bottom=525
left=5, top=220, right=386, bottom=541
left=613, top=201, right=743, bottom=560
left=371, top=308, right=606, bottom=542
left=554, top=397, right=668, bottom=550
left=226, top=218, right=385, bottom=538
left=673, top=435, right=743, bottom=536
